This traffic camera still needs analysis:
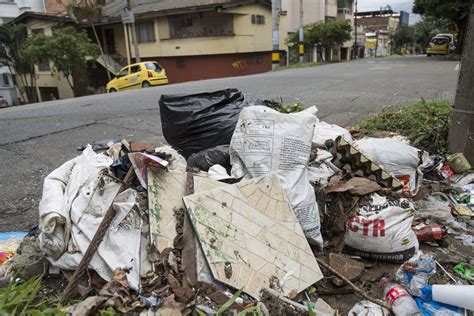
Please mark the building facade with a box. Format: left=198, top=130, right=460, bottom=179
left=0, top=0, right=45, bottom=25
left=282, top=0, right=355, bottom=62
left=14, top=0, right=287, bottom=102
left=356, top=9, right=409, bottom=57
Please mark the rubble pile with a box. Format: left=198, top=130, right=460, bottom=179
left=1, top=88, right=473, bottom=315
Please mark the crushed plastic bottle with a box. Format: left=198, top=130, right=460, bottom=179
left=395, top=251, right=437, bottom=297
left=380, top=278, right=421, bottom=315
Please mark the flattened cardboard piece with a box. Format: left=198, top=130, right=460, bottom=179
left=183, top=175, right=323, bottom=298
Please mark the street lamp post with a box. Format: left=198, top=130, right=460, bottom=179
left=353, top=0, right=358, bottom=59
left=271, top=0, right=280, bottom=69
left=299, top=0, right=304, bottom=63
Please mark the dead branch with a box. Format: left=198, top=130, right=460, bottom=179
left=315, top=257, right=391, bottom=311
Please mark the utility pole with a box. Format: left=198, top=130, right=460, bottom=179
left=353, top=0, right=358, bottom=59
left=126, top=0, right=141, bottom=63
left=448, top=2, right=474, bottom=165
left=271, top=0, right=280, bottom=69
left=299, top=0, right=304, bottom=63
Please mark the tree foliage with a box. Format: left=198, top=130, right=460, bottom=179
left=0, top=23, right=37, bottom=103
left=25, top=27, right=99, bottom=91
left=413, top=17, right=455, bottom=52
left=287, top=20, right=352, bottom=50
left=413, top=0, right=471, bottom=51
left=58, top=0, right=111, bottom=80
left=390, top=26, right=414, bottom=51
left=390, top=17, right=455, bottom=53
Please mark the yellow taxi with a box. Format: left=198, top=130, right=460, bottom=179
left=426, top=37, right=451, bottom=56
left=106, top=61, right=168, bottom=92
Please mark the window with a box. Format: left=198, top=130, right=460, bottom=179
left=176, top=58, right=185, bottom=69
left=38, top=61, right=50, bottom=71
left=145, top=62, right=162, bottom=71
left=2, top=73, right=9, bottom=86
left=325, top=16, right=336, bottom=22
left=130, top=65, right=141, bottom=73
left=251, top=15, right=265, bottom=25
left=168, top=13, right=234, bottom=39
left=31, top=28, right=44, bottom=34
left=337, top=8, right=351, bottom=14
left=136, top=21, right=155, bottom=43
left=118, top=67, right=129, bottom=77
left=31, top=28, right=51, bottom=71
left=181, top=18, right=193, bottom=27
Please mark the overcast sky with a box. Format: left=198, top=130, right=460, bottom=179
left=357, top=0, right=421, bottom=24
left=358, top=0, right=414, bottom=12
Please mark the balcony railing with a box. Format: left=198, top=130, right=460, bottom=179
left=337, top=8, right=352, bottom=14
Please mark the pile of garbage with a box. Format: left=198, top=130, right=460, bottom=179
left=1, top=88, right=473, bottom=315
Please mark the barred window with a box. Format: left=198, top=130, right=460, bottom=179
left=136, top=21, right=155, bottom=43
left=251, top=15, right=265, bottom=25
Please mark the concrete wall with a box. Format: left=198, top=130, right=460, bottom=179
left=282, top=0, right=323, bottom=32
left=0, top=65, right=21, bottom=105
left=0, top=2, right=20, bottom=25
left=16, top=0, right=45, bottom=13
left=152, top=51, right=271, bottom=83
left=326, top=0, right=337, bottom=18
left=0, top=0, right=45, bottom=25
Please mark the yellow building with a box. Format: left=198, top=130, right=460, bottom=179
left=13, top=0, right=287, bottom=102
left=95, top=0, right=287, bottom=84
left=13, top=12, right=77, bottom=102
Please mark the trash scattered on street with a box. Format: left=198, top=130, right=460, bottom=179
left=395, top=251, right=436, bottom=297
left=183, top=175, right=323, bottom=298
left=0, top=232, right=27, bottom=266
left=230, top=106, right=323, bottom=248
left=453, top=262, right=473, bottom=281
left=380, top=277, right=420, bottom=315
left=3, top=89, right=473, bottom=315
left=344, top=194, right=419, bottom=262
left=348, top=300, right=390, bottom=316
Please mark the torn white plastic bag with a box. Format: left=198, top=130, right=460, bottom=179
left=297, top=106, right=353, bottom=147
left=229, top=106, right=323, bottom=247
left=354, top=138, right=429, bottom=196
left=38, top=145, right=148, bottom=289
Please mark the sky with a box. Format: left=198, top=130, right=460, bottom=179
left=357, top=0, right=421, bottom=24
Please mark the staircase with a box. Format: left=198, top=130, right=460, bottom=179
left=96, top=53, right=127, bottom=75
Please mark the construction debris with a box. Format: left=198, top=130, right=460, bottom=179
left=183, top=175, right=323, bottom=298
left=2, top=89, right=473, bottom=315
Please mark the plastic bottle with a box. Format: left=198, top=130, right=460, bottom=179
left=415, top=225, right=445, bottom=241
left=380, top=278, right=420, bottom=315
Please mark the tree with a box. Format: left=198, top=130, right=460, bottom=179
left=413, top=17, right=454, bottom=53
left=448, top=3, right=473, bottom=163
left=0, top=24, right=37, bottom=103
left=287, top=20, right=352, bottom=61
left=413, top=0, right=470, bottom=52
left=58, top=0, right=112, bottom=80
left=390, top=25, right=414, bottom=52
left=25, top=27, right=99, bottom=94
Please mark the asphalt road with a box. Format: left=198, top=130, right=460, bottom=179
left=0, top=55, right=459, bottom=232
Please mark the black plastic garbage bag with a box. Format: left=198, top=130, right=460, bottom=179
left=159, top=88, right=255, bottom=159
left=187, top=145, right=230, bottom=171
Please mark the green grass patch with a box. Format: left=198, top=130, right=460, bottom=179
left=0, top=275, right=65, bottom=316
left=358, top=99, right=452, bottom=154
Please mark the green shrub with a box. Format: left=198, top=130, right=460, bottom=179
left=0, top=275, right=65, bottom=316
left=358, top=99, right=452, bottom=154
